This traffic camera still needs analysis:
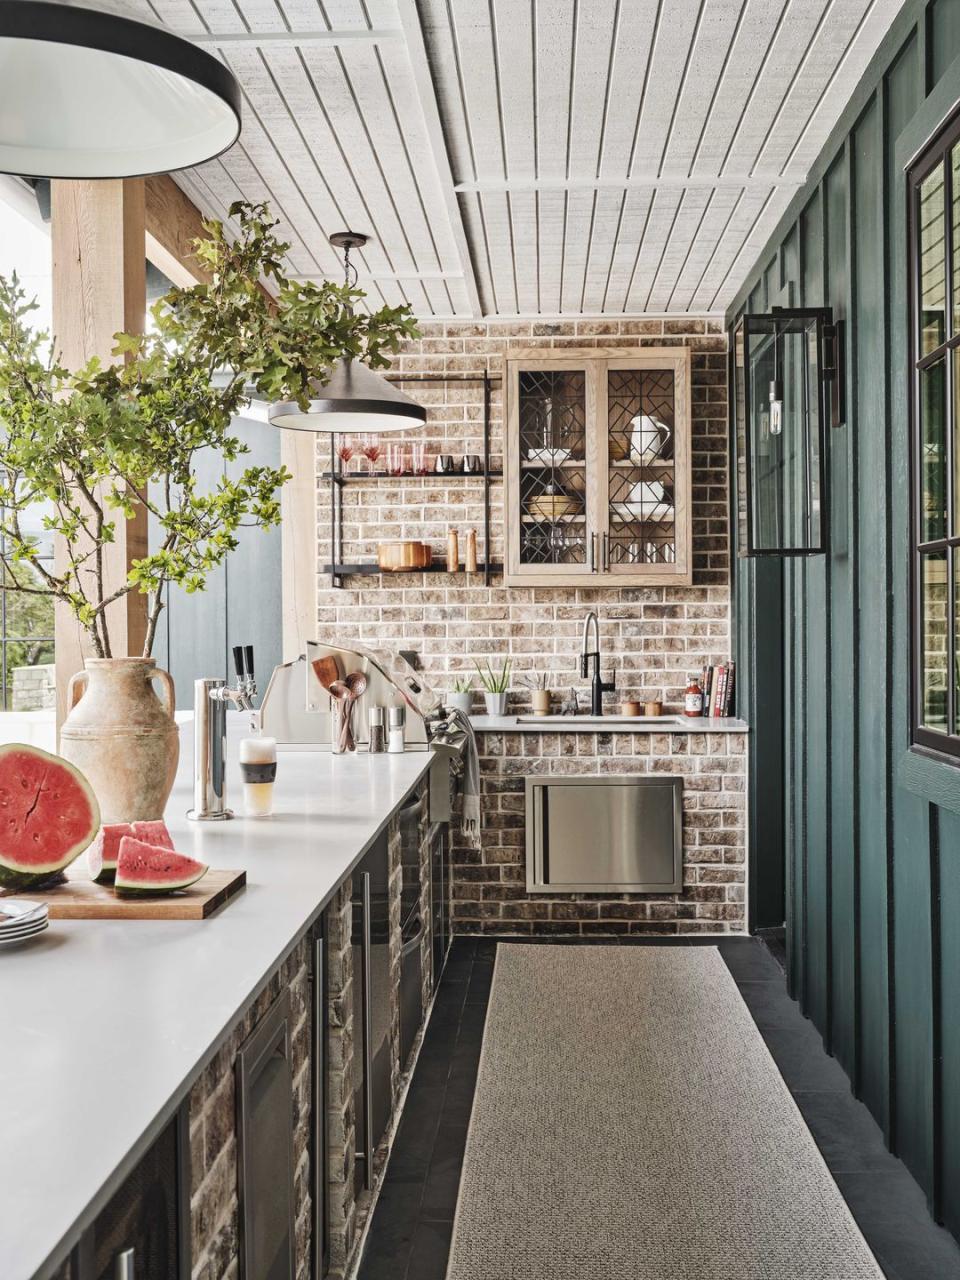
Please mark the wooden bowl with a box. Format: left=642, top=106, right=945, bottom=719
left=527, top=495, right=583, bottom=519
left=377, top=541, right=433, bottom=572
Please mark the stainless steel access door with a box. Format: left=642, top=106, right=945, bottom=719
left=526, top=775, right=683, bottom=893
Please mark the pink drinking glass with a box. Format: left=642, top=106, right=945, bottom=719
left=411, top=443, right=427, bottom=475
left=387, top=442, right=406, bottom=476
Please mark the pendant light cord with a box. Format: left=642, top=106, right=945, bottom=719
left=342, top=243, right=358, bottom=289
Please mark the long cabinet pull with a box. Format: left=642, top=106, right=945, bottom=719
left=589, top=532, right=597, bottom=572
left=602, top=532, right=609, bottom=572
left=114, top=1249, right=135, bottom=1280
left=357, top=871, right=374, bottom=1189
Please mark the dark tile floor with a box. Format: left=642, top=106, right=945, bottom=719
left=357, top=935, right=960, bottom=1280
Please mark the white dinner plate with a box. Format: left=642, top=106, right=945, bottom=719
left=0, top=919, right=49, bottom=944
left=0, top=899, right=47, bottom=926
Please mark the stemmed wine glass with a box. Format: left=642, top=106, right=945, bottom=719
left=360, top=434, right=382, bottom=474
left=336, top=438, right=354, bottom=476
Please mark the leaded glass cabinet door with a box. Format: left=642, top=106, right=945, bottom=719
left=597, top=352, right=692, bottom=584
left=504, top=356, right=600, bottom=584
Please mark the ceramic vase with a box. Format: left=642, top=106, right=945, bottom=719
left=448, top=691, right=474, bottom=716
left=59, top=657, right=179, bottom=824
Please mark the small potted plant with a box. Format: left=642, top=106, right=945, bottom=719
left=447, top=677, right=474, bottom=717
left=475, top=658, right=511, bottom=716
left=521, top=671, right=552, bottom=716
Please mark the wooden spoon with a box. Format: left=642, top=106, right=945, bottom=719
left=312, top=655, right=343, bottom=692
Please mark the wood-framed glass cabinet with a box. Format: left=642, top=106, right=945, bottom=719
left=503, top=347, right=692, bottom=586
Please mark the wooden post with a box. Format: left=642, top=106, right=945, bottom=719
left=51, top=179, right=147, bottom=720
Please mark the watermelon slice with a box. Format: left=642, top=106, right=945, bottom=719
left=88, top=823, right=133, bottom=884
left=0, top=743, right=100, bottom=890
left=133, top=820, right=174, bottom=851
left=114, top=836, right=208, bottom=897
left=88, top=819, right=174, bottom=884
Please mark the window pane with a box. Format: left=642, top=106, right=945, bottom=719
left=921, top=358, right=947, bottom=541
left=0, top=188, right=56, bottom=735
left=920, top=161, right=946, bottom=355
left=921, top=549, right=949, bottom=732
left=953, top=145, right=960, bottom=335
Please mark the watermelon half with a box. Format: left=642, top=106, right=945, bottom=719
left=114, top=836, right=208, bottom=897
left=88, top=820, right=174, bottom=884
left=0, top=743, right=100, bottom=890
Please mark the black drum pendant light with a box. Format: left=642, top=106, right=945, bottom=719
left=267, top=231, right=426, bottom=433
left=0, top=1, right=241, bottom=178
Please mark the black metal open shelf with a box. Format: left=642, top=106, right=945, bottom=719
left=324, top=371, right=502, bottom=588
left=322, top=562, right=503, bottom=577
left=322, top=470, right=503, bottom=483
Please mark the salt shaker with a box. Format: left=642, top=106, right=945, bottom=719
left=388, top=705, right=406, bottom=753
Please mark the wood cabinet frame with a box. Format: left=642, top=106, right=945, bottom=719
left=503, top=347, right=693, bottom=587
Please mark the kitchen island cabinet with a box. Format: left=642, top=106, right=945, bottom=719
left=0, top=719, right=439, bottom=1280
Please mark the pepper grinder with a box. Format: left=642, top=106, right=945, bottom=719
left=465, top=527, right=478, bottom=573
left=367, top=706, right=386, bottom=754
left=447, top=528, right=459, bottom=572
left=388, top=705, right=406, bottom=753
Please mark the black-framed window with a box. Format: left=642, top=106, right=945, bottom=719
left=910, top=110, right=960, bottom=758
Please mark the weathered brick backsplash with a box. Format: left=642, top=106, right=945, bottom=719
left=453, top=729, right=747, bottom=935
left=315, top=318, right=731, bottom=713
left=189, top=936, right=313, bottom=1280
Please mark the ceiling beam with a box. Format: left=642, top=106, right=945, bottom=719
left=185, top=29, right=401, bottom=47
left=290, top=271, right=464, bottom=282
left=145, top=175, right=211, bottom=286
left=454, top=175, right=808, bottom=194
left=394, top=0, right=483, bottom=318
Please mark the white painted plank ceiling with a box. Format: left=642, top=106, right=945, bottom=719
left=102, top=0, right=907, bottom=316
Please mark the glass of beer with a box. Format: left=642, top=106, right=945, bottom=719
left=239, top=736, right=277, bottom=818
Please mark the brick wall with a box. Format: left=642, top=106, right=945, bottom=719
left=190, top=936, right=313, bottom=1280
left=315, top=317, right=730, bottom=713
left=454, top=729, right=747, bottom=935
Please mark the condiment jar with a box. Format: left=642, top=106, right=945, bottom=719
left=683, top=674, right=703, bottom=718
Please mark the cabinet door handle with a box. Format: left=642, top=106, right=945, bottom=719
left=589, top=532, right=597, bottom=572
left=355, top=871, right=374, bottom=1189
left=602, top=532, right=609, bottom=572
left=114, top=1248, right=136, bottom=1280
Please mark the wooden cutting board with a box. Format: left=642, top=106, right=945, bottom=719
left=38, top=867, right=246, bottom=920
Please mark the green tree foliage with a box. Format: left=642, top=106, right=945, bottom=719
left=0, top=202, right=417, bottom=658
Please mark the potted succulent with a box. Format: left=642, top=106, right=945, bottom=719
left=447, top=676, right=474, bottom=717
left=475, top=658, right=511, bottom=717
left=521, top=671, right=552, bottom=716
left=0, top=201, right=416, bottom=821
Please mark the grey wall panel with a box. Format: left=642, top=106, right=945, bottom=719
left=150, top=421, right=282, bottom=710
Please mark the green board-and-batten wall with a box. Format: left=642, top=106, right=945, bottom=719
left=728, top=0, right=960, bottom=1234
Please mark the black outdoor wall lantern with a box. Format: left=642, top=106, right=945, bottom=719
left=733, top=307, right=845, bottom=557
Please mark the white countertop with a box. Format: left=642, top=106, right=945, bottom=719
left=469, top=714, right=749, bottom=733
left=0, top=720, right=434, bottom=1280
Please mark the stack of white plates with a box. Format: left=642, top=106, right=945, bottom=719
left=0, top=899, right=49, bottom=946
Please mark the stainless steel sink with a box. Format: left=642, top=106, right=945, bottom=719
left=514, top=714, right=684, bottom=727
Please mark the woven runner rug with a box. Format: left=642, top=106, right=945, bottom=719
left=446, top=945, right=882, bottom=1280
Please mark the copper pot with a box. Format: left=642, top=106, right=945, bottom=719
left=378, top=540, right=433, bottom=572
